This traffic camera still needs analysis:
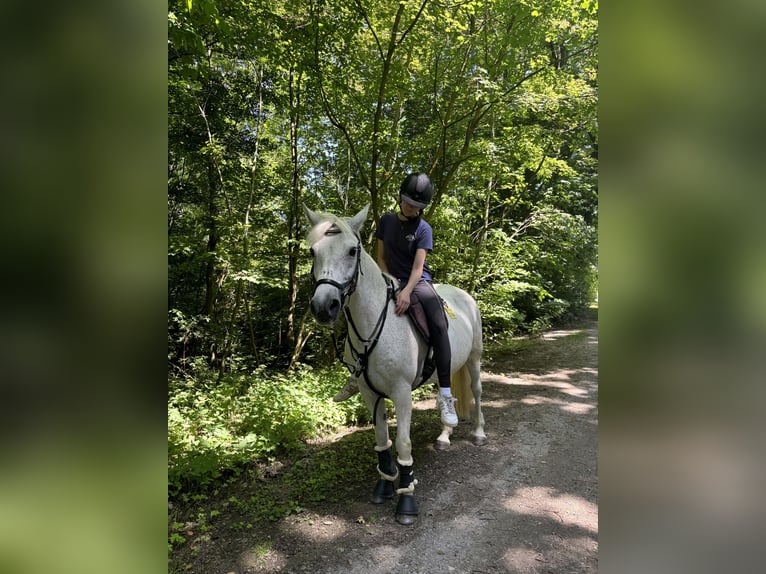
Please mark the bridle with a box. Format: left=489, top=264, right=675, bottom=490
left=309, top=230, right=397, bottom=419
left=310, top=234, right=363, bottom=309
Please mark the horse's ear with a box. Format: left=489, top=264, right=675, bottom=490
left=348, top=203, right=370, bottom=234
left=303, top=204, right=322, bottom=227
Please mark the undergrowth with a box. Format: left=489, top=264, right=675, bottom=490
left=168, top=363, right=369, bottom=497
left=168, top=310, right=594, bottom=503
left=167, top=395, right=440, bottom=561
left=167, top=360, right=442, bottom=558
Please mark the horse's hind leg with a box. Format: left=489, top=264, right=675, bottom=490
left=435, top=421, right=454, bottom=450
left=467, top=358, right=487, bottom=446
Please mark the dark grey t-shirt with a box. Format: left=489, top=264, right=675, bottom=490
left=375, top=213, right=433, bottom=283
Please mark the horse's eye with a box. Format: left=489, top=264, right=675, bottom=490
left=349, top=246, right=357, bottom=257
left=309, top=247, right=315, bottom=258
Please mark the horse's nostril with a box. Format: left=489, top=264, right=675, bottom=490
left=329, top=299, right=340, bottom=312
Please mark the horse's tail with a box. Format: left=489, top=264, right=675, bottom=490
left=451, top=364, right=474, bottom=420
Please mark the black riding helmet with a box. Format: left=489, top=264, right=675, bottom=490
left=399, top=173, right=434, bottom=209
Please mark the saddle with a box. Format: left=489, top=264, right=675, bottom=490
left=406, top=292, right=456, bottom=386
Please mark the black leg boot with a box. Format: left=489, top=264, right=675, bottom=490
left=371, top=447, right=397, bottom=504
left=395, top=464, right=418, bottom=525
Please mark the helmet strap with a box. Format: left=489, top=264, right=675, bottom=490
left=398, top=208, right=421, bottom=222
left=399, top=197, right=422, bottom=222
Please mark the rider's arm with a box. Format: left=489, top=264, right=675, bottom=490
left=395, top=248, right=427, bottom=315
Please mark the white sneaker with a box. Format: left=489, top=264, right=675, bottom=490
left=436, top=394, right=458, bottom=426
left=333, top=378, right=360, bottom=402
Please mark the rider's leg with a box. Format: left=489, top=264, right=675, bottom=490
left=413, top=282, right=457, bottom=426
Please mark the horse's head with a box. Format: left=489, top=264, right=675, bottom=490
left=303, top=204, right=370, bottom=326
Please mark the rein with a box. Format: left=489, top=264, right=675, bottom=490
left=310, top=230, right=396, bottom=424
left=335, top=273, right=397, bottom=392
left=338, top=273, right=396, bottom=426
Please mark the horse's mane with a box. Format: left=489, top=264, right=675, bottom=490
left=306, top=212, right=355, bottom=245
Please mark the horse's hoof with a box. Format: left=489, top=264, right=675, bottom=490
left=435, top=439, right=450, bottom=450
left=371, top=479, right=394, bottom=504
left=473, top=435, right=488, bottom=446
left=395, top=494, right=418, bottom=524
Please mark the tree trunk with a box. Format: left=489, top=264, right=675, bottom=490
left=469, top=176, right=493, bottom=293
left=204, top=158, right=220, bottom=318
left=286, top=66, right=303, bottom=353
left=368, top=3, right=405, bottom=226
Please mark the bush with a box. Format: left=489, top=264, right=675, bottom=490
left=168, top=363, right=367, bottom=495
left=519, top=207, right=597, bottom=318
left=477, top=279, right=542, bottom=334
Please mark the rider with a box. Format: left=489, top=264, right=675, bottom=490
left=333, top=173, right=458, bottom=427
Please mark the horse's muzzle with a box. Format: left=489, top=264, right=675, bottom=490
left=310, top=287, right=341, bottom=326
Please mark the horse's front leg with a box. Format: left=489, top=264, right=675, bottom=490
left=391, top=390, right=418, bottom=525
left=359, top=389, right=398, bottom=504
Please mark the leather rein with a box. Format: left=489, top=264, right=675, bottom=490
left=310, top=235, right=397, bottom=409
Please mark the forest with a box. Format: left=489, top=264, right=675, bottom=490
left=168, top=0, right=598, bottom=495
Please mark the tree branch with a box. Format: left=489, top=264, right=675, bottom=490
left=397, top=0, right=431, bottom=47
left=354, top=0, right=385, bottom=61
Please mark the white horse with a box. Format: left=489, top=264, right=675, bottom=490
left=304, top=204, right=486, bottom=525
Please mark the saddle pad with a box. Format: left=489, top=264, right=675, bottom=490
left=406, top=295, right=453, bottom=345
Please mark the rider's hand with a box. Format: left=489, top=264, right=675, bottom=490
left=395, top=289, right=411, bottom=316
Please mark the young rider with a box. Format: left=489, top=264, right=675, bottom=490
left=333, top=173, right=458, bottom=427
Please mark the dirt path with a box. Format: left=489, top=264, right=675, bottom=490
left=178, top=319, right=598, bottom=573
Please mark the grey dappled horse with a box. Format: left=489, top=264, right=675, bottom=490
left=304, top=204, right=486, bottom=525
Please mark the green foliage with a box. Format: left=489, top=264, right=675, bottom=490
left=168, top=363, right=366, bottom=495
left=517, top=206, right=598, bottom=318
left=168, top=531, right=186, bottom=553
left=470, top=207, right=596, bottom=335
left=478, top=279, right=549, bottom=334
left=282, top=431, right=377, bottom=504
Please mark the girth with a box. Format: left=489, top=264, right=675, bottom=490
left=332, top=276, right=445, bottom=424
